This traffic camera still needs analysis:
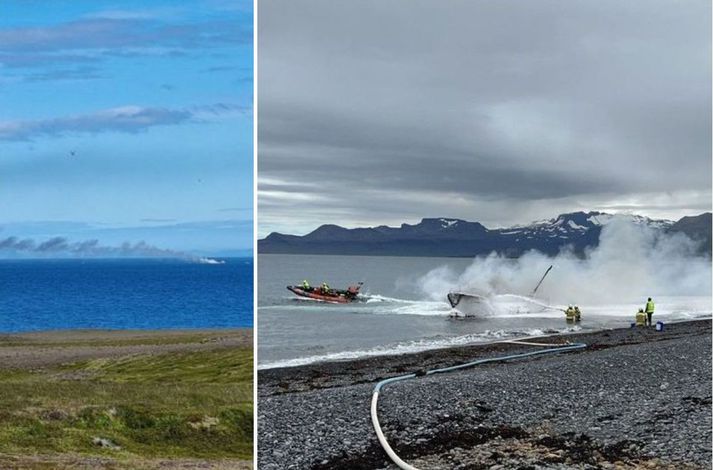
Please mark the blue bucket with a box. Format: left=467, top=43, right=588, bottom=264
left=655, top=321, right=664, bottom=332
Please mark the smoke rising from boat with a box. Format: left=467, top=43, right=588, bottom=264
left=0, top=236, right=224, bottom=264
left=419, top=219, right=711, bottom=305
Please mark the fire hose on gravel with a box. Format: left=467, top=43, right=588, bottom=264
left=370, top=338, right=588, bottom=470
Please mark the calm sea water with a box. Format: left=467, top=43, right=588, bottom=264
left=258, top=254, right=711, bottom=368
left=0, top=258, right=252, bottom=332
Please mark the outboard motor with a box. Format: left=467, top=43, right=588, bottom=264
left=346, top=282, right=363, bottom=299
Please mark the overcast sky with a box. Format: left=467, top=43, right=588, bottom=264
left=258, top=0, right=711, bottom=237
left=1, top=0, right=252, bottom=255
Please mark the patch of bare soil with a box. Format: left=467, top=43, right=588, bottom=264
left=0, top=329, right=252, bottom=369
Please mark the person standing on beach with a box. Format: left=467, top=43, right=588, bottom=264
left=645, top=298, right=655, bottom=326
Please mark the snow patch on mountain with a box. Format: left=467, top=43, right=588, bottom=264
left=440, top=218, right=459, bottom=229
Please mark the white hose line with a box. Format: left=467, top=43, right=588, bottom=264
left=371, top=390, right=420, bottom=470
left=370, top=338, right=587, bottom=470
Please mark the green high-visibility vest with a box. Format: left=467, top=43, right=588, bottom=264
left=645, top=301, right=654, bottom=313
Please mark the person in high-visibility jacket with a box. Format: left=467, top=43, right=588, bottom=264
left=565, top=305, right=575, bottom=322
left=574, top=305, right=582, bottom=322
left=635, top=308, right=646, bottom=326
left=302, top=279, right=311, bottom=290
left=645, top=297, right=655, bottom=326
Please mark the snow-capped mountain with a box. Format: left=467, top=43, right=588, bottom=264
left=497, top=212, right=673, bottom=240
left=259, top=211, right=709, bottom=257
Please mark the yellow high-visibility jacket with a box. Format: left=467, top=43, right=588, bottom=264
left=645, top=301, right=655, bottom=313
left=636, top=310, right=646, bottom=325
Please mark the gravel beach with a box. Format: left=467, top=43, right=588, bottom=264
left=258, top=319, right=712, bottom=469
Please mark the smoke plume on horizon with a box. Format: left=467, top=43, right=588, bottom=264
left=0, top=236, right=222, bottom=264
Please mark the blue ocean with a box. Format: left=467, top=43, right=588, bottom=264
left=0, top=258, right=252, bottom=332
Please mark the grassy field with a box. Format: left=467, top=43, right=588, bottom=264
left=0, top=329, right=252, bottom=469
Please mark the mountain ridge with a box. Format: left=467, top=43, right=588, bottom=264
left=259, top=211, right=712, bottom=257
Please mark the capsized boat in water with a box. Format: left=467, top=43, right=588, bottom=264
left=448, top=265, right=556, bottom=318
left=287, top=282, right=363, bottom=304
left=447, top=292, right=558, bottom=318
left=447, top=292, right=492, bottom=317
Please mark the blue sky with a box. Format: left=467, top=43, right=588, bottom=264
left=0, top=0, right=253, bottom=257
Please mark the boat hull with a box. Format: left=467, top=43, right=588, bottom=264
left=447, top=292, right=557, bottom=317
left=447, top=292, right=493, bottom=318
left=287, top=286, right=354, bottom=304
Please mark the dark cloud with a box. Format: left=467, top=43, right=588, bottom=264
left=258, top=0, right=711, bottom=234
left=0, top=103, right=244, bottom=141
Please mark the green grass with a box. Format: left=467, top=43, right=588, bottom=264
left=0, top=343, right=253, bottom=464
left=73, top=349, right=254, bottom=384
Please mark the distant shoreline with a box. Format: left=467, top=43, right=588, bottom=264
left=258, top=212, right=712, bottom=258
left=258, top=251, right=502, bottom=259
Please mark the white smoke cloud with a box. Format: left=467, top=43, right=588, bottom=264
left=418, top=219, right=711, bottom=305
